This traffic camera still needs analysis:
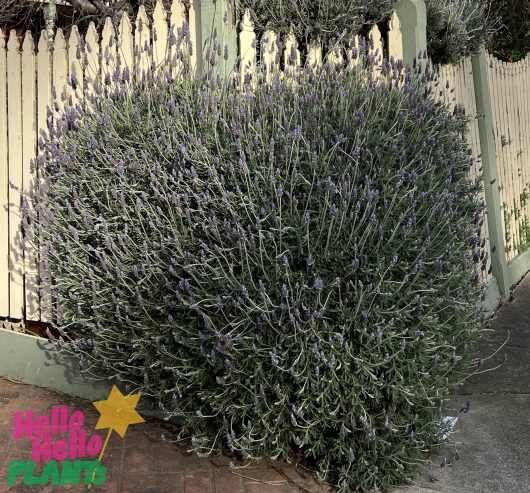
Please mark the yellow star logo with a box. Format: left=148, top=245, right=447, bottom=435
left=92, top=385, right=145, bottom=438
left=87, top=386, right=145, bottom=488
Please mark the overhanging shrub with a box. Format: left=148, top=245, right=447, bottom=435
left=424, top=0, right=498, bottom=65
left=488, top=0, right=530, bottom=62
left=29, top=56, right=488, bottom=492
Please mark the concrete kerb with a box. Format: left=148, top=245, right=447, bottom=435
left=0, top=328, right=170, bottom=421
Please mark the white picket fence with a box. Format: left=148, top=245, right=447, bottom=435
left=0, top=0, right=528, bottom=322
left=436, top=58, right=494, bottom=286
left=486, top=55, right=530, bottom=261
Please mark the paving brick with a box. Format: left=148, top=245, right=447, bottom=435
left=270, top=465, right=331, bottom=492
left=121, top=448, right=148, bottom=475
left=119, top=422, right=167, bottom=449
left=152, top=445, right=217, bottom=475
left=85, top=479, right=120, bottom=493
left=207, top=455, right=234, bottom=468
left=183, top=472, right=214, bottom=493
left=121, top=473, right=184, bottom=493
left=239, top=467, right=287, bottom=486
left=99, top=447, right=123, bottom=480
left=212, top=470, right=246, bottom=493
left=244, top=484, right=299, bottom=493
left=3, top=485, right=56, bottom=493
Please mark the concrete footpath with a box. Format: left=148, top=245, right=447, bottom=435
left=396, top=274, right=530, bottom=493
left=0, top=275, right=529, bottom=493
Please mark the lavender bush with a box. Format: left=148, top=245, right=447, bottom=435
left=29, top=51, right=488, bottom=492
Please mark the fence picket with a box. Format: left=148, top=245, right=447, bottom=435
left=450, top=63, right=458, bottom=111
left=101, top=17, right=117, bottom=86
left=307, top=40, right=322, bottom=69
left=388, top=11, right=403, bottom=61
left=85, top=23, right=100, bottom=92
left=284, top=32, right=300, bottom=80
left=504, top=62, right=518, bottom=256
left=511, top=64, right=522, bottom=252
left=135, top=6, right=152, bottom=80
left=522, top=58, right=530, bottom=247
left=495, top=58, right=508, bottom=256
left=52, top=29, right=68, bottom=110
left=503, top=62, right=514, bottom=254
left=36, top=30, right=52, bottom=322
left=517, top=62, right=525, bottom=250
left=68, top=26, right=83, bottom=104
left=513, top=63, right=522, bottom=253
left=239, top=9, right=256, bottom=88
left=0, top=33, right=8, bottom=317
left=261, top=30, right=279, bottom=83
left=452, top=64, right=460, bottom=108
left=498, top=61, right=514, bottom=257
left=169, top=0, right=187, bottom=76
left=490, top=57, right=509, bottom=258
left=515, top=63, right=525, bottom=251
left=188, top=0, right=202, bottom=76
left=368, top=25, right=383, bottom=65
left=21, top=32, right=39, bottom=321
left=7, top=31, right=24, bottom=319
left=153, top=0, right=168, bottom=72
left=118, top=13, right=134, bottom=79
left=327, top=42, right=343, bottom=68
left=504, top=63, right=519, bottom=254
left=347, top=36, right=361, bottom=69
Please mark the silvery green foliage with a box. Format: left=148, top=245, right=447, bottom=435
left=423, top=0, right=496, bottom=64
left=28, top=46, right=488, bottom=492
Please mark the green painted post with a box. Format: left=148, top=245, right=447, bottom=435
left=394, top=0, right=427, bottom=68
left=472, top=46, right=510, bottom=297
left=199, top=0, right=238, bottom=79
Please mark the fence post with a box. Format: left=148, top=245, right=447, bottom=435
left=472, top=46, right=510, bottom=297
left=198, top=0, right=238, bottom=78
left=394, top=0, right=427, bottom=67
